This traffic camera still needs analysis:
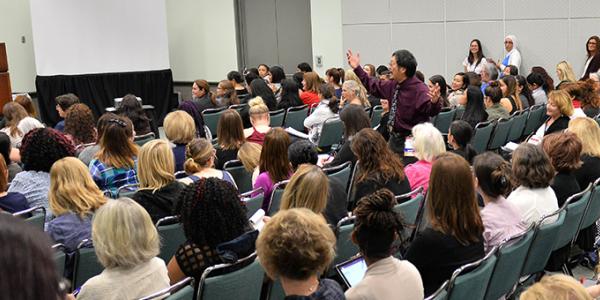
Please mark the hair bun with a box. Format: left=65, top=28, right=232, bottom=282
left=248, top=97, right=265, bottom=107
left=366, top=189, right=396, bottom=212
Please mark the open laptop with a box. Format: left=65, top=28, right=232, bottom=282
left=335, top=255, right=367, bottom=289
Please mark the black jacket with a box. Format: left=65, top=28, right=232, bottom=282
left=132, top=181, right=185, bottom=223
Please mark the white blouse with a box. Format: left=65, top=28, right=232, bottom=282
left=462, top=57, right=486, bottom=74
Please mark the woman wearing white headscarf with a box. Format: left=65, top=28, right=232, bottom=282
left=496, top=35, right=521, bottom=71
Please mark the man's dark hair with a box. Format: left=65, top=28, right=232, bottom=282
left=392, top=50, right=417, bottom=78
left=297, top=62, right=312, bottom=73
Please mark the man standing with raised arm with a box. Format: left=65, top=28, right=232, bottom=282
left=346, top=49, right=441, bottom=155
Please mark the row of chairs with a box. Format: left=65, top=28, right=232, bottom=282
left=425, top=177, right=600, bottom=300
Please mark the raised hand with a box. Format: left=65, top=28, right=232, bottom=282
left=428, top=83, right=441, bottom=103
left=346, top=49, right=360, bottom=69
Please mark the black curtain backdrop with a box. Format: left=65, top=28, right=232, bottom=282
left=35, top=69, right=177, bottom=127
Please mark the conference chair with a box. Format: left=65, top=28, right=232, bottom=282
left=333, top=216, right=359, bottom=266
left=595, top=112, right=600, bottom=127
left=197, top=253, right=263, bottom=300
left=506, top=110, right=529, bottom=142
left=316, top=117, right=344, bottom=151
left=283, top=104, right=309, bottom=131
left=269, top=109, right=285, bottom=127
left=117, top=183, right=139, bottom=198
left=471, top=121, right=495, bottom=153
left=155, top=216, right=186, bottom=263
left=202, top=107, right=228, bottom=138
left=73, top=239, right=103, bottom=290
left=522, top=104, right=546, bottom=138
left=425, top=281, right=448, bottom=300
left=453, top=106, right=465, bottom=120
left=52, top=243, right=67, bottom=277
left=393, top=186, right=425, bottom=242
left=240, top=187, right=264, bottom=219
left=138, top=277, right=194, bottom=300
left=445, top=247, right=498, bottom=300
left=578, top=178, right=600, bottom=246
left=134, top=132, right=156, bottom=147
left=266, top=279, right=285, bottom=300
left=13, top=206, right=46, bottom=231
left=174, top=171, right=187, bottom=179
left=308, top=103, right=319, bottom=115
left=223, top=159, right=253, bottom=193
left=432, top=107, right=455, bottom=134
left=323, top=161, right=352, bottom=191
left=487, top=118, right=513, bottom=151
left=228, top=103, right=248, bottom=114
left=267, top=180, right=289, bottom=216
left=370, top=105, right=384, bottom=128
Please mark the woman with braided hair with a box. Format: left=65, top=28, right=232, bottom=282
left=345, top=189, right=423, bottom=300
left=167, top=177, right=251, bottom=284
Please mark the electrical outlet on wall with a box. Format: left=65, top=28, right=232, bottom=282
left=21, top=36, right=26, bottom=44
left=316, top=55, right=323, bottom=68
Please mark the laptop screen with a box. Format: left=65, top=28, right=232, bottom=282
left=336, top=256, right=367, bottom=288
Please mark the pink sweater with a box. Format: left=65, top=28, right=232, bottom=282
left=404, top=160, right=433, bottom=192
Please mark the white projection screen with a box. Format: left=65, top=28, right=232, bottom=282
left=29, top=0, right=170, bottom=76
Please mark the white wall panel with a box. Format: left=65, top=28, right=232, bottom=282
left=570, top=0, right=600, bottom=18
left=446, top=0, right=502, bottom=21
left=390, top=0, right=444, bottom=23
left=391, top=23, right=445, bottom=78
left=505, top=0, right=568, bottom=20
left=342, top=0, right=389, bottom=25
left=342, top=24, right=391, bottom=68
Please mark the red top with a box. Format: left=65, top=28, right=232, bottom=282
left=300, top=91, right=320, bottom=106
left=246, top=127, right=268, bottom=145
left=572, top=99, right=581, bottom=109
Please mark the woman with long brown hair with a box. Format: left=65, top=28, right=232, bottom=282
left=253, top=128, right=291, bottom=210
left=191, top=79, right=217, bottom=112
left=350, top=128, right=410, bottom=206
left=215, top=80, right=240, bottom=107
left=215, top=109, right=245, bottom=169
left=406, top=153, right=484, bottom=296
left=0, top=102, right=44, bottom=148
left=582, top=36, right=600, bottom=80
left=279, top=164, right=329, bottom=221
left=300, top=72, right=322, bottom=106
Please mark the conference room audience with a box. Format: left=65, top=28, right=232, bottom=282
left=277, top=79, right=304, bottom=110
left=507, top=143, right=558, bottom=226
left=0, top=131, right=22, bottom=181
left=326, top=68, right=343, bottom=98
left=499, top=75, right=523, bottom=114
left=300, top=71, right=322, bottom=106
left=463, top=39, right=486, bottom=74
left=530, top=90, right=573, bottom=141
left=448, top=72, right=469, bottom=107
left=253, top=128, right=291, bottom=210
left=76, top=113, right=113, bottom=166
left=256, top=208, right=344, bottom=299
left=340, top=80, right=370, bottom=109
left=9, top=128, right=75, bottom=221
left=215, top=79, right=240, bottom=107
left=556, top=60, right=577, bottom=89
left=163, top=110, right=195, bottom=172
left=322, top=105, right=370, bottom=168
left=168, top=178, right=252, bottom=284
left=14, top=94, right=38, bottom=118
left=177, top=100, right=207, bottom=138
left=77, top=199, right=169, bottom=299
left=582, top=35, right=600, bottom=80
left=447, top=120, right=477, bottom=164
left=346, top=189, right=423, bottom=300
left=191, top=79, right=217, bottom=112
left=572, top=80, right=600, bottom=117
left=214, top=109, right=245, bottom=169
left=89, top=115, right=138, bottom=197
left=406, top=153, right=484, bottom=296
left=484, top=81, right=510, bottom=121
left=297, top=62, right=313, bottom=73
left=479, top=63, right=497, bottom=93
left=474, top=152, right=527, bottom=252
left=461, top=86, right=488, bottom=128
left=503, top=65, right=519, bottom=77
left=47, top=157, right=106, bottom=252
left=179, top=138, right=236, bottom=187
left=1, top=101, right=44, bottom=148
left=541, top=132, right=583, bottom=207
left=516, top=74, right=534, bottom=108
left=527, top=72, right=549, bottom=105
left=250, top=78, right=277, bottom=110
left=350, top=128, right=410, bottom=206
left=428, top=75, right=449, bottom=107
left=0, top=214, right=69, bottom=300
left=0, top=156, right=27, bottom=213
left=269, top=66, right=285, bottom=98
left=532, top=66, right=555, bottom=94
left=238, top=141, right=262, bottom=184
left=344, top=69, right=372, bottom=105
left=404, top=122, right=446, bottom=192
left=569, top=117, right=600, bottom=189
left=116, top=94, right=152, bottom=136
left=227, top=70, right=249, bottom=99
left=304, top=83, right=340, bottom=143
left=279, top=164, right=330, bottom=221
left=64, top=103, right=96, bottom=151
left=54, top=93, right=80, bottom=132
left=132, top=140, right=184, bottom=223
left=287, top=140, right=347, bottom=226
left=244, top=97, right=271, bottom=145
left=496, top=35, right=521, bottom=71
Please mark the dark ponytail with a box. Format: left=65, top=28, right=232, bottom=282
left=449, top=120, right=477, bottom=164
left=473, top=152, right=512, bottom=198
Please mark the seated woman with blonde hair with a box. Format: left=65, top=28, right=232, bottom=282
left=179, top=138, right=236, bottom=188
left=163, top=110, right=196, bottom=172
left=244, top=97, right=271, bottom=145
left=521, top=274, right=600, bottom=300
left=279, top=164, right=331, bottom=224
left=132, top=140, right=184, bottom=223
left=77, top=199, right=169, bottom=299
left=46, top=157, right=107, bottom=252
left=237, top=141, right=262, bottom=185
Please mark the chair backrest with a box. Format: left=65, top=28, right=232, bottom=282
left=52, top=243, right=67, bottom=277
left=317, top=117, right=344, bottom=148
left=487, top=118, right=513, bottom=150
left=117, top=183, right=139, bottom=198
left=471, top=121, right=495, bottom=153
left=323, top=161, right=352, bottom=191
left=229, top=103, right=248, bottom=114
left=522, top=104, right=545, bottom=138
left=333, top=216, right=359, bottom=266
left=223, top=160, right=253, bottom=193
left=553, top=185, right=593, bottom=251
left=155, top=216, right=186, bottom=263
left=520, top=209, right=566, bottom=276
left=138, top=277, right=194, bottom=300
left=433, top=108, right=456, bottom=134
left=393, top=187, right=425, bottom=241
left=197, top=254, right=263, bottom=300
left=454, top=106, right=465, bottom=120
left=241, top=187, right=264, bottom=219
left=484, top=226, right=535, bottom=300
left=134, top=132, right=156, bottom=147
left=370, top=105, right=384, bottom=128
left=267, top=279, right=285, bottom=300
left=581, top=179, right=600, bottom=230
left=202, top=107, right=228, bottom=138
left=73, top=239, right=103, bottom=290
left=595, top=113, right=600, bottom=127
left=267, top=180, right=289, bottom=216
left=203, top=125, right=214, bottom=143
left=269, top=109, right=286, bottom=127
left=284, top=105, right=309, bottom=131
left=174, top=171, right=187, bottom=179
left=506, top=110, right=529, bottom=142
left=346, top=162, right=360, bottom=204
left=425, top=281, right=448, bottom=300
left=13, top=206, right=46, bottom=231
left=447, top=247, right=498, bottom=300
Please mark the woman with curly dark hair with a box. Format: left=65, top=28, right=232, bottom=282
left=116, top=94, right=152, bottom=136
left=64, top=103, right=97, bottom=150
left=8, top=128, right=75, bottom=221
left=349, top=128, right=410, bottom=206
left=167, top=177, right=251, bottom=284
